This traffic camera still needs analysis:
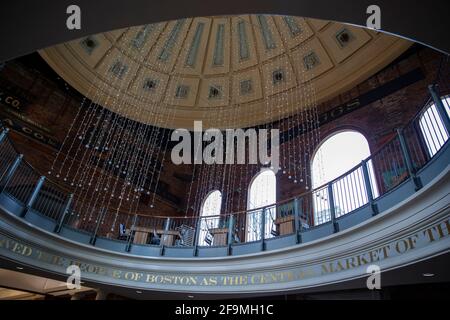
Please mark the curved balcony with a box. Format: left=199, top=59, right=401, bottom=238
left=0, top=84, right=449, bottom=296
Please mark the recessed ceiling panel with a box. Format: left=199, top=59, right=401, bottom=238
left=39, top=15, right=412, bottom=129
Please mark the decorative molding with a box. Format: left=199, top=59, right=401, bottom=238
left=109, top=61, right=128, bottom=79
left=335, top=28, right=355, bottom=48
left=208, top=85, right=222, bottom=99
left=237, top=20, right=250, bottom=61
left=80, top=36, right=99, bottom=55
left=131, top=25, right=154, bottom=49
left=272, top=69, right=285, bottom=85
left=213, top=24, right=225, bottom=66
left=175, top=85, right=189, bottom=99
left=158, top=20, right=185, bottom=62
left=257, top=15, right=276, bottom=50
left=240, top=79, right=253, bottom=95
left=283, top=16, right=302, bottom=37
left=185, top=22, right=205, bottom=67
left=142, top=78, right=158, bottom=92
left=303, top=51, right=320, bottom=70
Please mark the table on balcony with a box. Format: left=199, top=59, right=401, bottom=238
left=131, top=226, right=180, bottom=246
left=275, top=215, right=295, bottom=235
left=209, top=228, right=229, bottom=246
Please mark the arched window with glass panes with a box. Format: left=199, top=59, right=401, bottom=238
left=199, top=190, right=222, bottom=246
left=246, top=169, right=277, bottom=242
left=311, top=130, right=378, bottom=225
left=419, top=95, right=450, bottom=157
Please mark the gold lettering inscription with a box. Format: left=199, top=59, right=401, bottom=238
left=0, top=216, right=448, bottom=288
left=112, top=270, right=122, bottom=279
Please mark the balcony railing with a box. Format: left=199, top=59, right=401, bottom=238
left=0, top=84, right=449, bottom=257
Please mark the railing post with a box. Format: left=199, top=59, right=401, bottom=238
left=327, top=183, right=339, bottom=233
left=54, top=193, right=73, bottom=233
left=227, top=214, right=234, bottom=255
left=413, top=120, right=432, bottom=162
left=0, top=154, right=23, bottom=193
left=21, top=176, right=45, bottom=217
left=90, top=208, right=106, bottom=246
left=0, top=127, right=9, bottom=144
left=397, top=128, right=423, bottom=191
left=193, top=216, right=202, bottom=256
left=361, top=160, right=379, bottom=216
left=160, top=217, right=171, bottom=256
left=125, top=214, right=138, bottom=252
left=260, top=208, right=266, bottom=251
left=428, top=84, right=450, bottom=132
left=293, top=197, right=302, bottom=244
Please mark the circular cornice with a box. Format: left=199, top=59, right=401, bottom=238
left=1, top=165, right=449, bottom=296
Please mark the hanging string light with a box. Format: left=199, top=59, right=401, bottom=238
left=47, top=15, right=322, bottom=230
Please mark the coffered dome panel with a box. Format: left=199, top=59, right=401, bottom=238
left=39, top=15, right=412, bottom=129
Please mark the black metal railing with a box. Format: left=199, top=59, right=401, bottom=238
left=0, top=84, right=449, bottom=256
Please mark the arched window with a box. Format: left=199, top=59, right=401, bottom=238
left=311, top=130, right=377, bottom=225
left=246, top=169, right=276, bottom=242
left=199, top=190, right=222, bottom=246
left=419, top=96, right=450, bottom=157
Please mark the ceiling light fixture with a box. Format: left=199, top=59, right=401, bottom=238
left=423, top=273, right=435, bottom=277
left=16, top=266, right=24, bottom=270
left=136, top=290, right=142, bottom=294
left=188, top=295, right=194, bottom=298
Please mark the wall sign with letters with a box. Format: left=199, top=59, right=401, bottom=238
left=0, top=85, right=60, bottom=148
left=0, top=116, right=61, bottom=149
left=0, top=214, right=448, bottom=291
left=0, top=88, right=28, bottom=110
left=279, top=68, right=425, bottom=144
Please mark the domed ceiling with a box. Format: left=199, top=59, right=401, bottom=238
left=39, top=15, right=412, bottom=129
